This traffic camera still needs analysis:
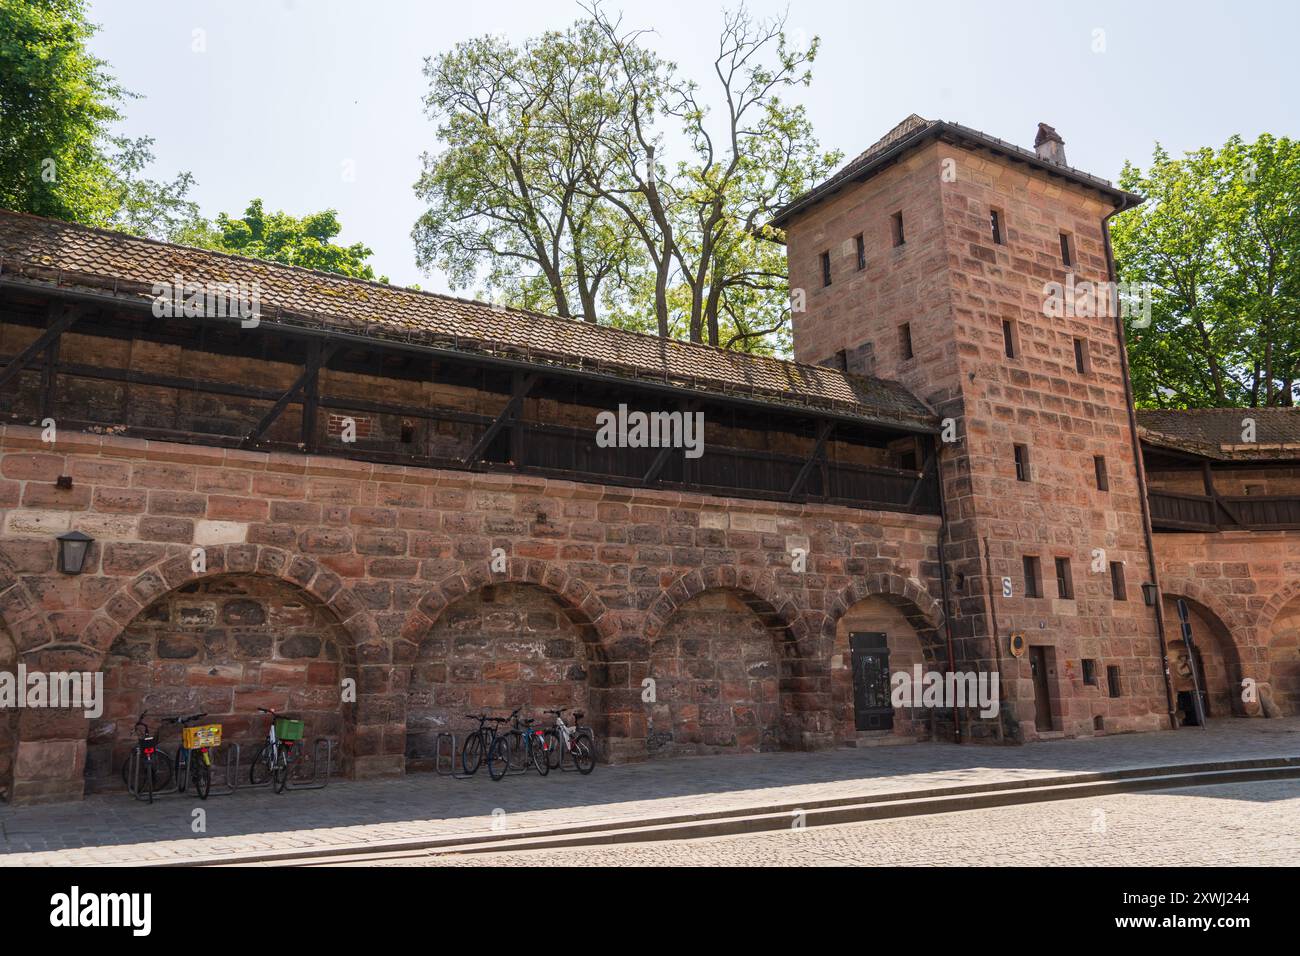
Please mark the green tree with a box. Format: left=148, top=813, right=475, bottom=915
left=412, top=2, right=837, bottom=354
left=186, top=199, right=387, bottom=282
left=1114, top=134, right=1300, bottom=407
left=0, top=0, right=204, bottom=241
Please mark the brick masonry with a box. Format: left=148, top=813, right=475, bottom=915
left=0, top=424, right=945, bottom=803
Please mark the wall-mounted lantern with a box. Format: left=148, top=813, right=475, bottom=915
left=56, top=530, right=94, bottom=574
left=1141, top=583, right=1159, bottom=607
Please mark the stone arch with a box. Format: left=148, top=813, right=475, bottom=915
left=1158, top=579, right=1249, bottom=719
left=1249, top=581, right=1300, bottom=716
left=642, top=567, right=814, bottom=758
left=820, top=573, right=946, bottom=651
left=1254, top=578, right=1300, bottom=638
left=0, top=545, right=58, bottom=661
left=403, top=560, right=615, bottom=765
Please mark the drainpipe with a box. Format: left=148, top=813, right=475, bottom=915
left=932, top=436, right=965, bottom=743
left=1100, top=203, right=1178, bottom=730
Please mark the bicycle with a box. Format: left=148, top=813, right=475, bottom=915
left=497, top=710, right=550, bottom=777
left=461, top=712, right=512, bottom=780
left=169, top=712, right=220, bottom=800
left=249, top=707, right=304, bottom=794
left=122, top=711, right=173, bottom=801
left=542, top=709, right=595, bottom=775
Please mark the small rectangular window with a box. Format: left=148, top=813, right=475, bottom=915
left=1094, top=455, right=1109, bottom=491
left=1082, top=659, right=1098, bottom=686
left=855, top=233, right=866, bottom=271
left=1073, top=337, right=1090, bottom=374
left=1014, top=444, right=1030, bottom=482
left=990, top=208, right=1004, bottom=245
left=1107, top=665, right=1122, bottom=699
left=1023, top=555, right=1042, bottom=599
left=1109, top=561, right=1127, bottom=600
left=821, top=251, right=832, bottom=287
left=1054, top=556, right=1074, bottom=599
left=899, top=323, right=914, bottom=361
left=891, top=211, right=905, bottom=247
left=1060, top=232, right=1073, bottom=268
left=1002, top=319, right=1017, bottom=359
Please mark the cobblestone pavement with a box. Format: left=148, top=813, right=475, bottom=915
left=381, top=779, right=1300, bottom=867
left=2, top=718, right=1297, bottom=865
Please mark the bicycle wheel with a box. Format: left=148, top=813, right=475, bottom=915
left=192, top=753, right=211, bottom=800
left=461, top=732, right=485, bottom=775
left=249, top=744, right=268, bottom=785
left=572, top=733, right=596, bottom=775
left=174, top=749, right=188, bottom=793
left=123, top=748, right=173, bottom=793
left=543, top=729, right=562, bottom=770
left=530, top=734, right=550, bottom=776
left=487, top=735, right=511, bottom=781
left=507, top=731, right=527, bottom=771
left=272, top=747, right=290, bottom=794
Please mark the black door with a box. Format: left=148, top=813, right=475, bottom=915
left=850, top=632, right=893, bottom=731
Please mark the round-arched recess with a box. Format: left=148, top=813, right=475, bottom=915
left=85, top=573, right=358, bottom=792
left=1161, top=593, right=1244, bottom=720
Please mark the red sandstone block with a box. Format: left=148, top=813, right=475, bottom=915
left=22, top=482, right=91, bottom=509
left=69, top=459, right=131, bottom=486
left=131, top=462, right=196, bottom=490
left=93, top=487, right=147, bottom=514
left=306, top=477, right=361, bottom=504
left=349, top=507, right=397, bottom=528
left=2, top=453, right=65, bottom=481
left=207, top=495, right=269, bottom=522
left=195, top=467, right=251, bottom=494
left=253, top=473, right=306, bottom=498
left=138, top=516, right=194, bottom=543
left=147, top=490, right=206, bottom=516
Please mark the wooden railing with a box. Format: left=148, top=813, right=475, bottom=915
left=1149, top=490, right=1300, bottom=532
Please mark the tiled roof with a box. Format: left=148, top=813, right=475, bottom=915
left=771, top=115, right=1142, bottom=228
left=1138, top=408, right=1300, bottom=461
left=0, top=209, right=935, bottom=431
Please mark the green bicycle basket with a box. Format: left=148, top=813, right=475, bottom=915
left=274, top=717, right=305, bottom=741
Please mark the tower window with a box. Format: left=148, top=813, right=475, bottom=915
left=1082, top=659, right=1098, bottom=686
left=1073, top=337, right=1090, bottom=374
left=899, top=323, right=914, bottom=361
left=821, top=251, right=832, bottom=287
left=1002, top=319, right=1018, bottom=358
left=1109, top=561, right=1127, bottom=600
left=1055, top=557, right=1074, bottom=599
left=1014, top=444, right=1030, bottom=482
left=1094, top=455, right=1109, bottom=491
left=855, top=233, right=866, bottom=271
left=891, top=211, right=905, bottom=247
left=990, top=208, right=1005, bottom=245
left=1060, top=232, right=1074, bottom=268
left=1107, top=665, right=1122, bottom=698
left=1023, top=555, right=1043, bottom=598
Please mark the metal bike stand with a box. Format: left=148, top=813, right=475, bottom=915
left=285, top=738, right=333, bottom=791
left=125, top=744, right=240, bottom=801
left=435, top=732, right=477, bottom=780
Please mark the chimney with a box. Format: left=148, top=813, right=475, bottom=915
left=1034, top=123, right=1067, bottom=165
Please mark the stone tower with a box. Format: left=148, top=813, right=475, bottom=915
left=774, top=117, right=1172, bottom=740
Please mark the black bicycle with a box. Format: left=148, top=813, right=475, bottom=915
left=497, top=710, right=550, bottom=777
left=461, top=712, right=512, bottom=780
left=122, top=711, right=172, bottom=801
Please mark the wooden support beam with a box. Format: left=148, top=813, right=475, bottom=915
left=301, top=339, right=326, bottom=453
left=462, top=372, right=537, bottom=468
left=0, top=302, right=78, bottom=392
left=242, top=343, right=338, bottom=449
left=787, top=420, right=834, bottom=499
left=904, top=446, right=937, bottom=511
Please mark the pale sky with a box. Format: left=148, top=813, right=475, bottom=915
left=85, top=0, right=1298, bottom=291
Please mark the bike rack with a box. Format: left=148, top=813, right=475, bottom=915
left=434, top=732, right=477, bottom=780
left=286, top=738, right=333, bottom=791
left=125, top=743, right=240, bottom=801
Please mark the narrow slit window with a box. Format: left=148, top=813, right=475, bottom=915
left=1014, top=444, right=1030, bottom=482
left=1023, top=555, right=1042, bottom=598
left=891, top=211, right=905, bottom=247
left=1003, top=319, right=1017, bottom=358
left=1060, top=232, right=1073, bottom=268
left=1082, top=659, right=1098, bottom=686
left=1094, top=455, right=1109, bottom=491
left=1109, top=561, right=1127, bottom=600
left=990, top=208, right=1004, bottom=245
left=1073, top=337, right=1090, bottom=374
left=821, top=251, right=832, bottom=287
left=1055, top=557, right=1074, bottom=599
left=1107, top=665, right=1122, bottom=698
left=855, top=233, right=866, bottom=271
left=899, top=323, right=914, bottom=361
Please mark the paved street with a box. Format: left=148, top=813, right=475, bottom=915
left=384, top=780, right=1300, bottom=867
left=1, top=718, right=1297, bottom=866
